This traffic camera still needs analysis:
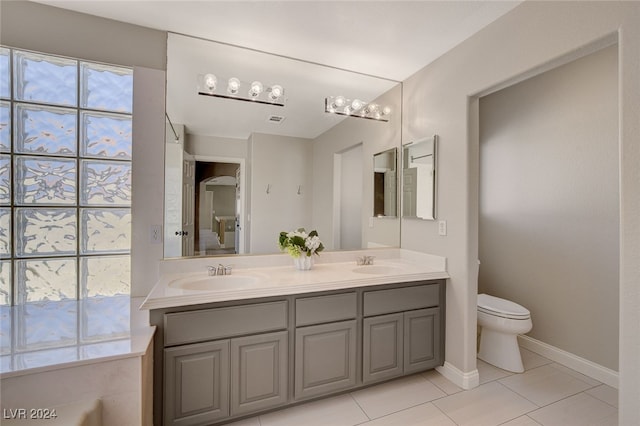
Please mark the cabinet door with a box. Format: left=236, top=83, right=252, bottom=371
left=164, top=340, right=230, bottom=426
left=363, top=313, right=404, bottom=384
left=295, top=320, right=357, bottom=400
left=230, top=331, right=288, bottom=416
left=404, top=307, right=441, bottom=374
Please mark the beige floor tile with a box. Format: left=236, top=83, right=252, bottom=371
left=528, top=392, right=618, bottom=426
left=549, top=363, right=601, bottom=387
left=358, top=402, right=456, bottom=426
left=432, top=381, right=537, bottom=426
left=225, top=417, right=261, bottom=426
left=477, top=359, right=512, bottom=384
left=259, top=394, right=368, bottom=426
left=351, top=374, right=446, bottom=419
left=501, top=416, right=542, bottom=425
left=499, top=364, right=595, bottom=407
left=422, top=369, right=463, bottom=395
left=585, top=384, right=618, bottom=408
left=520, top=348, right=552, bottom=371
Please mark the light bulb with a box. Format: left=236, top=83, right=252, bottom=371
left=351, top=99, right=363, bottom=111
left=366, top=103, right=379, bottom=114
left=203, top=73, right=217, bottom=92
left=269, top=85, right=283, bottom=101
left=227, top=78, right=240, bottom=95
left=382, top=106, right=392, bottom=116
left=334, top=96, right=346, bottom=108
left=249, top=81, right=263, bottom=98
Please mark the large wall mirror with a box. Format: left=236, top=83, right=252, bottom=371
left=402, top=135, right=437, bottom=220
left=164, top=33, right=402, bottom=258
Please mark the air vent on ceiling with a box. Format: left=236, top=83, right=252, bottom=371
left=266, top=115, right=286, bottom=124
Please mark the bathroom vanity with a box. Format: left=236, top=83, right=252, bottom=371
left=142, top=250, right=447, bottom=426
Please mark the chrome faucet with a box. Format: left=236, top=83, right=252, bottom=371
left=208, top=264, right=233, bottom=276
left=356, top=255, right=375, bottom=266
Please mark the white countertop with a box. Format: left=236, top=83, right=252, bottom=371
left=141, top=249, right=449, bottom=310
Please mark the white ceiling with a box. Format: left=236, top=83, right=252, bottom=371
left=30, top=1, right=522, bottom=140
left=32, top=0, right=521, bottom=82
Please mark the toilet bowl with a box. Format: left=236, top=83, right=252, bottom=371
left=477, top=293, right=532, bottom=373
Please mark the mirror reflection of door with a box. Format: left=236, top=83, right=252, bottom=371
left=336, top=143, right=363, bottom=250
left=182, top=155, right=195, bottom=256
left=373, top=148, right=397, bottom=217
left=164, top=122, right=185, bottom=258
left=196, top=162, right=240, bottom=255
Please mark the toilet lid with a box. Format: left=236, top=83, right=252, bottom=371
left=477, top=294, right=530, bottom=318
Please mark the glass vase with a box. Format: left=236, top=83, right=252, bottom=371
left=293, top=255, right=314, bottom=271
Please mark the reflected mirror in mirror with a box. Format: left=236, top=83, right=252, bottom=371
left=373, top=148, right=397, bottom=217
left=402, top=135, right=437, bottom=220
left=164, top=33, right=402, bottom=258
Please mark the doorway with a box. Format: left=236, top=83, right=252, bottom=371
left=334, top=143, right=363, bottom=250
left=195, top=161, right=240, bottom=255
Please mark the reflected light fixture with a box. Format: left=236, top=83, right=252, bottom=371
left=203, top=73, right=217, bottom=91
left=227, top=77, right=240, bottom=95
left=198, top=73, right=285, bottom=106
left=325, top=96, right=390, bottom=121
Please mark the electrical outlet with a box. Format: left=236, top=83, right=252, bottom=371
left=150, top=225, right=162, bottom=244
left=438, top=220, right=447, bottom=236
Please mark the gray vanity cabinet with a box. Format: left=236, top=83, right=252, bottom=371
left=362, top=284, right=442, bottom=384
left=164, top=340, right=230, bottom=426
left=153, top=280, right=445, bottom=426
left=230, top=331, right=288, bottom=416
left=162, top=301, right=288, bottom=426
left=294, top=292, right=358, bottom=400
left=295, top=320, right=357, bottom=399
left=363, top=313, right=404, bottom=383
left=404, top=307, right=441, bottom=374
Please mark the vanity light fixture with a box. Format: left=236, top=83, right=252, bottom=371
left=325, top=96, right=391, bottom=122
left=198, top=73, right=285, bottom=106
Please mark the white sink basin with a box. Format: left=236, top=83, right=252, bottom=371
left=352, top=265, right=404, bottom=275
left=169, top=274, right=268, bottom=292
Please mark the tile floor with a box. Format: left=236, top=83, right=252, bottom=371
left=228, top=348, right=618, bottom=426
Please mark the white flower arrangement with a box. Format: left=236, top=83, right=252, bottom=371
left=278, top=228, right=324, bottom=258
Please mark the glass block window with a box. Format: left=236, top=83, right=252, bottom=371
left=1, top=47, right=132, bottom=305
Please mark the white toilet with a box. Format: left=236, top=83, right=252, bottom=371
left=477, top=293, right=532, bottom=373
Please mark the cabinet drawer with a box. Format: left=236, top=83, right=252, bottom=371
left=165, top=301, right=288, bottom=346
left=295, top=292, right=357, bottom=326
left=363, top=284, right=439, bottom=317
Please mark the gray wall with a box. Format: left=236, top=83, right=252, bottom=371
left=249, top=133, right=313, bottom=254
left=478, top=45, right=619, bottom=370
left=0, top=1, right=166, bottom=70
left=400, top=3, right=639, bottom=416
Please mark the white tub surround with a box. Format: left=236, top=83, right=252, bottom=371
left=1, top=296, right=155, bottom=426
left=142, top=249, right=448, bottom=310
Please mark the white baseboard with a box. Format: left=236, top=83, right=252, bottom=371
left=436, top=361, right=480, bottom=390
left=518, top=335, right=619, bottom=388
